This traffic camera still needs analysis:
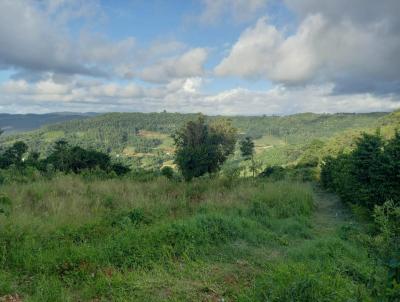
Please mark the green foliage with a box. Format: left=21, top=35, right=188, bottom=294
left=0, top=141, right=28, bottom=169
left=372, top=201, right=400, bottom=295
left=0, top=111, right=390, bottom=170
left=321, top=132, right=400, bottom=209
left=240, top=137, right=255, bottom=160
left=259, top=165, right=285, bottom=180
left=160, top=166, right=174, bottom=179
left=173, top=116, right=237, bottom=180
left=0, top=194, right=12, bottom=216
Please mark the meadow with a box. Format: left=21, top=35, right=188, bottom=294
left=0, top=174, right=386, bottom=301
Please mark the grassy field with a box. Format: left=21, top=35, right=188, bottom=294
left=0, top=175, right=382, bottom=301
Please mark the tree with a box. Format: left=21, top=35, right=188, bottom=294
left=0, top=141, right=28, bottom=169
left=240, top=137, right=257, bottom=177
left=173, top=116, right=237, bottom=181
left=46, top=140, right=130, bottom=175
left=381, top=131, right=400, bottom=202
left=240, top=137, right=255, bottom=160
left=320, top=131, right=400, bottom=209
left=46, top=140, right=70, bottom=172
left=351, top=132, right=385, bottom=208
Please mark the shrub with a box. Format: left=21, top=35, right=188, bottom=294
left=161, top=166, right=174, bottom=179
left=372, top=201, right=400, bottom=298
left=321, top=132, right=400, bottom=209
left=0, top=194, right=12, bottom=216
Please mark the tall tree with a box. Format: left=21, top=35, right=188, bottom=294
left=240, top=137, right=255, bottom=160
left=240, top=137, right=257, bottom=177
left=173, top=116, right=237, bottom=181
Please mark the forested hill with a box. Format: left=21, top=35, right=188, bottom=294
left=0, top=112, right=97, bottom=134
left=1, top=110, right=398, bottom=169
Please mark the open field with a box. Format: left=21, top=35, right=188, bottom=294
left=0, top=175, right=382, bottom=301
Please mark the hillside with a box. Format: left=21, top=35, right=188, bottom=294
left=0, top=113, right=96, bottom=134
left=0, top=176, right=385, bottom=301
left=0, top=111, right=398, bottom=301
left=1, top=111, right=393, bottom=169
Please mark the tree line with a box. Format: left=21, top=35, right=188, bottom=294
left=0, top=135, right=130, bottom=176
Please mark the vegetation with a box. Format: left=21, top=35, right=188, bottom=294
left=0, top=175, right=393, bottom=301
left=0, top=111, right=392, bottom=170
left=0, top=139, right=130, bottom=177
left=321, top=131, right=400, bottom=209
left=173, top=116, right=237, bottom=180
left=0, top=109, right=399, bottom=301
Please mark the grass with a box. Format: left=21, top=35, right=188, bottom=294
left=0, top=175, right=382, bottom=301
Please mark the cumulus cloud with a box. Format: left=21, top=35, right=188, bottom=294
left=0, top=0, right=101, bottom=75
left=0, top=0, right=399, bottom=115
left=140, top=48, right=208, bottom=83
left=203, top=85, right=399, bottom=115
left=1, top=77, right=398, bottom=115
left=0, top=1, right=209, bottom=84
left=199, top=0, right=268, bottom=24
left=216, top=0, right=400, bottom=95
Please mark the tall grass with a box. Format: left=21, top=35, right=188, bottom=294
left=0, top=176, right=379, bottom=301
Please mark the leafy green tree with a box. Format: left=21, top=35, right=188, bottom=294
left=46, top=140, right=70, bottom=172
left=352, top=133, right=385, bottom=208
left=25, top=151, right=41, bottom=169
left=0, top=141, right=28, bottom=169
left=240, top=137, right=257, bottom=177
left=173, top=116, right=237, bottom=181
left=382, top=131, right=400, bottom=202
left=240, top=137, right=255, bottom=160
left=46, top=140, right=130, bottom=175
left=321, top=131, right=400, bottom=209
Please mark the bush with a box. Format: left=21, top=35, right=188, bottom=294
left=321, top=132, right=400, bottom=209
left=0, top=194, right=12, bottom=216
left=259, top=166, right=285, bottom=180
left=161, top=166, right=174, bottom=179
left=372, top=201, right=400, bottom=298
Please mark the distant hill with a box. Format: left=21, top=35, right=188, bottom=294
left=2, top=110, right=398, bottom=169
left=0, top=112, right=97, bottom=134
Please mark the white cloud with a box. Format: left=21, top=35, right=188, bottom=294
left=0, top=0, right=134, bottom=78
left=199, top=0, right=268, bottom=24
left=140, top=48, right=208, bottom=83
left=0, top=77, right=398, bottom=115
left=0, top=0, right=77, bottom=73
left=214, top=16, right=327, bottom=83
left=216, top=0, right=400, bottom=95
left=0, top=1, right=208, bottom=85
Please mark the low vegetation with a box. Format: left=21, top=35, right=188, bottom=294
left=0, top=175, right=393, bottom=301
left=0, top=111, right=399, bottom=301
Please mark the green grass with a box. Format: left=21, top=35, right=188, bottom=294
left=0, top=176, right=382, bottom=301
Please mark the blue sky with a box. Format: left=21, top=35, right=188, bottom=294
left=0, top=0, right=399, bottom=115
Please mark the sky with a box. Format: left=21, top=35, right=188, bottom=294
left=0, top=0, right=399, bottom=115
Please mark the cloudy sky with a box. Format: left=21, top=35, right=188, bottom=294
left=0, top=0, right=399, bottom=115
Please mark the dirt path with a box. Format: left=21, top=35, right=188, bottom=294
left=311, top=185, right=351, bottom=233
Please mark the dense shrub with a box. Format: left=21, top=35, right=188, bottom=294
left=321, top=132, right=400, bottom=209
left=0, top=139, right=131, bottom=178
left=371, top=201, right=400, bottom=299
left=160, top=166, right=174, bottom=179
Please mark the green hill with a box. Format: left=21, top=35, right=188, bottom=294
left=0, top=113, right=96, bottom=134
left=1, top=111, right=397, bottom=169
